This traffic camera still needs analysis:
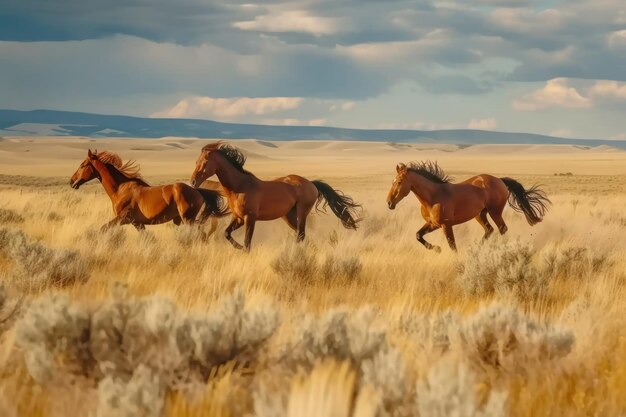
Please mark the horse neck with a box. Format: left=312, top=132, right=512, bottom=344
left=90, top=159, right=123, bottom=199
left=407, top=171, right=440, bottom=205
left=213, top=154, right=254, bottom=192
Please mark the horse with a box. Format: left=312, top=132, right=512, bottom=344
left=70, top=149, right=228, bottom=233
left=386, top=161, right=550, bottom=251
left=189, top=142, right=362, bottom=251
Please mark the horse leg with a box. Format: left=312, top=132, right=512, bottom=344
left=416, top=223, right=441, bottom=252
left=282, top=207, right=298, bottom=232
left=296, top=203, right=313, bottom=242
left=475, top=209, right=494, bottom=240
left=442, top=224, right=457, bottom=251
left=243, top=215, right=256, bottom=252
left=225, top=217, right=244, bottom=250
left=489, top=207, right=508, bottom=235
left=173, top=185, right=195, bottom=225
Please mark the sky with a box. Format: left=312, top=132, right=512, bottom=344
left=0, top=0, right=625, bottom=139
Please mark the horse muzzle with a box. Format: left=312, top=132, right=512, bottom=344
left=70, top=179, right=82, bottom=189
left=387, top=201, right=396, bottom=210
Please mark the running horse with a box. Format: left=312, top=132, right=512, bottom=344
left=386, top=161, right=550, bottom=251
left=70, top=149, right=228, bottom=232
left=189, top=142, right=361, bottom=251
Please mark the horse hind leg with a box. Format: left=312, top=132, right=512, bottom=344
left=416, top=222, right=441, bottom=252
left=489, top=206, right=508, bottom=235
left=282, top=207, right=298, bottom=232
left=476, top=209, right=494, bottom=240
left=296, top=202, right=314, bottom=242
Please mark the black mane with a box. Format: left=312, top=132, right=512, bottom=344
left=216, top=144, right=251, bottom=175
left=407, top=161, right=451, bottom=184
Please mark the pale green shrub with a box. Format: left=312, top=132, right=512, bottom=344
left=457, top=239, right=545, bottom=301
left=0, top=228, right=89, bottom=291
left=97, top=365, right=165, bottom=417
left=456, top=304, right=574, bottom=371
left=416, top=359, right=507, bottom=417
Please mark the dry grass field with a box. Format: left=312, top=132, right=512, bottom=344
left=0, top=137, right=625, bottom=417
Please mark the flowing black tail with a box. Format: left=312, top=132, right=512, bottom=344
left=312, top=180, right=362, bottom=230
left=197, top=188, right=230, bottom=219
left=501, top=177, right=551, bottom=226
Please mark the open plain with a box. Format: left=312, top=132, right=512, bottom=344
left=1, top=136, right=625, bottom=417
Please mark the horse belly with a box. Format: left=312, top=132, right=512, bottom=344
left=254, top=183, right=298, bottom=220
left=135, top=187, right=172, bottom=223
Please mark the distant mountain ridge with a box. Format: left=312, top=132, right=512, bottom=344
left=1, top=109, right=625, bottom=149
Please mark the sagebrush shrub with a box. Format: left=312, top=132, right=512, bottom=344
left=16, top=294, right=94, bottom=384
left=416, top=358, right=507, bottom=417
left=456, top=303, right=574, bottom=371
left=97, top=365, right=165, bottom=417
left=456, top=238, right=545, bottom=301
left=0, top=228, right=89, bottom=291
left=15, top=289, right=279, bottom=405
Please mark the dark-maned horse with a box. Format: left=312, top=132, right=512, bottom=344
left=190, top=142, right=361, bottom=251
left=386, top=161, right=550, bottom=251
left=70, top=149, right=228, bottom=233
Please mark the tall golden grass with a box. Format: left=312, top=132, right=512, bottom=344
left=0, top=171, right=625, bottom=417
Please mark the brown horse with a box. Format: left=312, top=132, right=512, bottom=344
left=386, top=161, right=550, bottom=251
left=189, top=142, right=361, bottom=251
left=70, top=149, right=228, bottom=232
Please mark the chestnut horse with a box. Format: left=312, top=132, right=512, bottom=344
left=70, top=149, right=228, bottom=232
left=190, top=142, right=361, bottom=251
left=386, top=161, right=550, bottom=251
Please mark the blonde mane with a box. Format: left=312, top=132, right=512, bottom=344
left=94, top=151, right=148, bottom=184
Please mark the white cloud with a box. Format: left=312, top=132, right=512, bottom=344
left=550, top=128, right=574, bottom=137
left=262, top=118, right=327, bottom=126
left=468, top=118, right=497, bottom=130
left=588, top=80, right=626, bottom=100
left=512, top=78, right=592, bottom=111
left=233, top=10, right=341, bottom=36
left=607, top=30, right=626, bottom=48
left=152, top=96, right=303, bottom=119
left=330, top=101, right=355, bottom=111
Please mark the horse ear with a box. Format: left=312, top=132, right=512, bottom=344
left=396, top=163, right=407, bottom=173
left=88, top=149, right=97, bottom=160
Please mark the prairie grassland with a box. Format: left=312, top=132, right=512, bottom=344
left=0, top=140, right=625, bottom=417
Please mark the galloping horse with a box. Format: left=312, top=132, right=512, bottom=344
left=189, top=142, right=361, bottom=251
left=386, top=161, right=550, bottom=251
left=70, top=149, right=227, bottom=232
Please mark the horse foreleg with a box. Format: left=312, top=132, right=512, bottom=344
left=416, top=223, right=441, bottom=252
left=224, top=217, right=244, bottom=250
left=442, top=224, right=457, bottom=251
left=244, top=215, right=256, bottom=252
